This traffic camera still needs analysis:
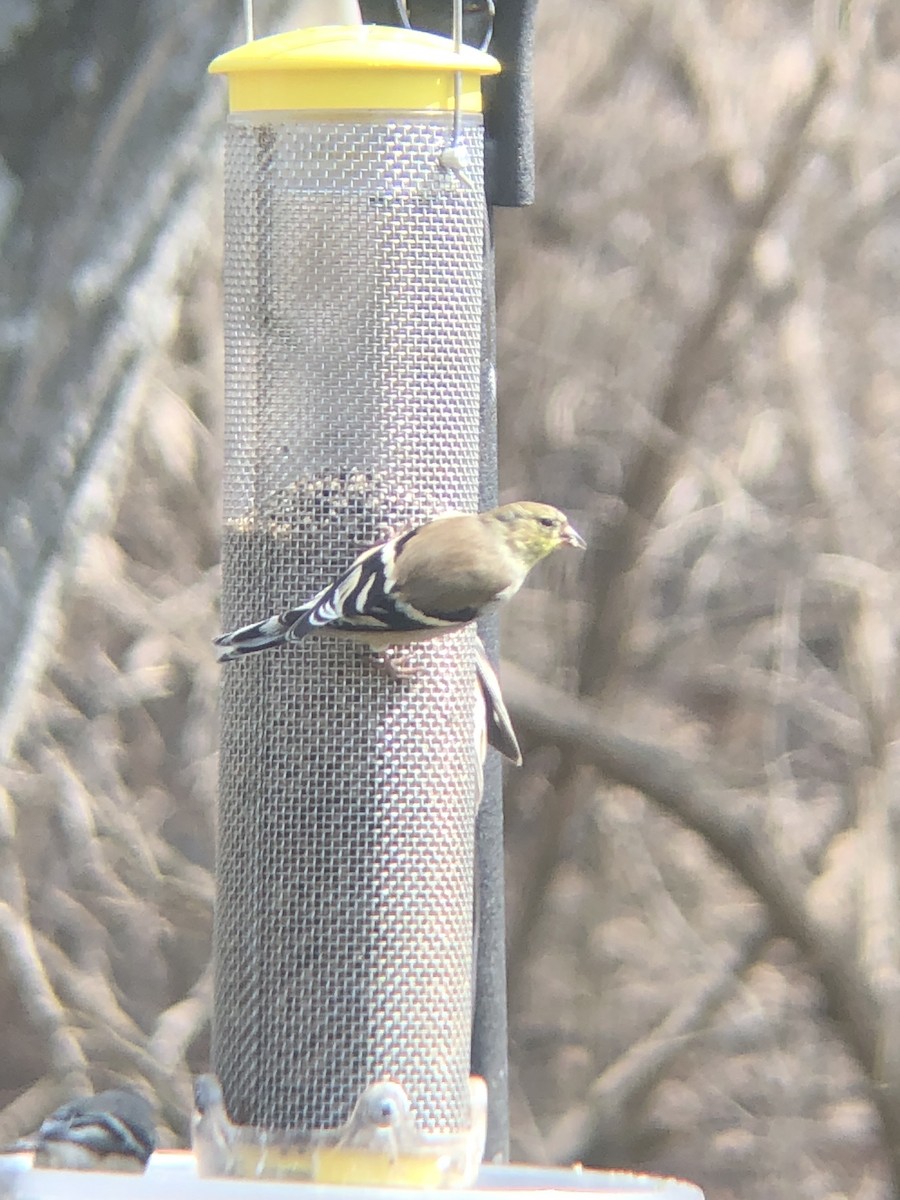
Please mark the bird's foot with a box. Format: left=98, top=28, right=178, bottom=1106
left=368, top=648, right=419, bottom=681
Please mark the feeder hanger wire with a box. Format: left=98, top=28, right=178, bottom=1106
left=385, top=1, right=536, bottom=208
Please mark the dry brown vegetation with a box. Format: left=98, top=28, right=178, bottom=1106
left=2, top=2, right=900, bottom=1198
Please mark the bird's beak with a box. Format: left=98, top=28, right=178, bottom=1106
left=561, top=523, right=586, bottom=549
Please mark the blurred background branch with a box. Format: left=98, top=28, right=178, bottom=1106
left=2, top=2, right=900, bottom=1198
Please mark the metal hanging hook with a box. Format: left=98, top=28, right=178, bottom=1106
left=474, top=0, right=496, bottom=54
left=439, top=0, right=475, bottom=185
left=393, top=0, right=412, bottom=29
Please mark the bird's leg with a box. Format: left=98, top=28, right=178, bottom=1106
left=365, top=647, right=419, bottom=681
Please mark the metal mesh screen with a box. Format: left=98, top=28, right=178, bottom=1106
left=214, top=115, right=484, bottom=1135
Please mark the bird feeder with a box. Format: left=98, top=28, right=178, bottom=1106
left=208, top=23, right=500, bottom=1146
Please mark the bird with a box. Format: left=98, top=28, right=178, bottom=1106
left=4, top=1088, right=157, bottom=1172
left=215, top=501, right=585, bottom=661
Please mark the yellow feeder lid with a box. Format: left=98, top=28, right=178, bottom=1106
left=209, top=24, right=501, bottom=115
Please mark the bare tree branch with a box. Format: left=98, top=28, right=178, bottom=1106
left=0, top=904, right=89, bottom=1092
left=502, top=665, right=881, bottom=1084
left=0, top=1079, right=69, bottom=1148
left=578, top=56, right=833, bottom=697
left=546, top=921, right=772, bottom=1165
left=148, top=962, right=213, bottom=1072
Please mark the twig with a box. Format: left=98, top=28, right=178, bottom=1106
left=148, top=961, right=213, bottom=1071
left=0, top=903, right=89, bottom=1091
left=0, top=1079, right=68, bottom=1147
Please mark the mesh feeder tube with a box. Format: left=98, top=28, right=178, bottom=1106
left=208, top=26, right=500, bottom=1138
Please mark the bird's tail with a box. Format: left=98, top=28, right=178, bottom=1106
left=474, top=637, right=522, bottom=765
left=214, top=605, right=312, bottom=662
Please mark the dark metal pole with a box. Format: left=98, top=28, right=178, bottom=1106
left=358, top=0, right=539, bottom=1162
left=473, top=215, right=510, bottom=1161
left=482, top=0, right=539, bottom=208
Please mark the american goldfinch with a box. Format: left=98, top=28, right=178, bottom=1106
left=215, top=501, right=585, bottom=660
left=6, top=1088, right=157, bottom=1172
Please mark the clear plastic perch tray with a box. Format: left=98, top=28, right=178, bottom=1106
left=191, top=1074, right=487, bottom=1187
left=0, top=1150, right=703, bottom=1200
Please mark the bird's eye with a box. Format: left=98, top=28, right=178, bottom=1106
left=539, top=517, right=556, bottom=528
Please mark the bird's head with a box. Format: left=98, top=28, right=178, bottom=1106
left=488, top=502, right=586, bottom=567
